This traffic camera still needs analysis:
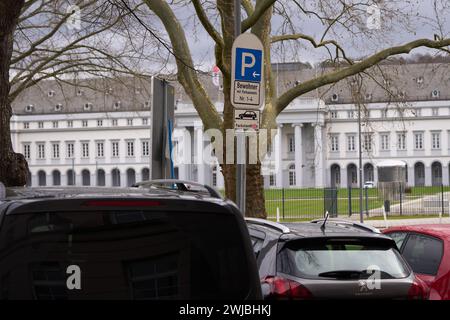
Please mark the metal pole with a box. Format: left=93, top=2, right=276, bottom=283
left=358, top=102, right=364, bottom=223
left=234, top=0, right=246, bottom=215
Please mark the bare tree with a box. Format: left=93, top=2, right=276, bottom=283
left=0, top=0, right=157, bottom=186
left=130, top=0, right=450, bottom=218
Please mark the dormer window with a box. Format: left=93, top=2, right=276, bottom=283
left=417, top=76, right=424, bottom=85
left=331, top=94, right=339, bottom=102
left=365, top=93, right=373, bottom=101
left=55, top=104, right=63, bottom=112
left=25, top=104, right=34, bottom=113
left=431, top=89, right=440, bottom=99
left=84, top=103, right=93, bottom=111
left=144, top=101, right=151, bottom=108
left=114, top=101, right=121, bottom=110
left=48, top=90, right=55, bottom=97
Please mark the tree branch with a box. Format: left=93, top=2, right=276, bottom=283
left=241, top=0, right=276, bottom=32
left=276, top=38, right=450, bottom=114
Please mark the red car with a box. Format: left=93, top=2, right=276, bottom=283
left=383, top=225, right=450, bottom=300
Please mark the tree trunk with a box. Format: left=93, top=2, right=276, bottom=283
left=0, top=0, right=28, bottom=187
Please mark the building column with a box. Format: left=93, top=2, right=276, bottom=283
left=195, top=124, right=205, bottom=184
left=341, top=165, right=348, bottom=189
left=275, top=124, right=283, bottom=188
left=293, top=123, right=303, bottom=187
left=179, top=127, right=191, bottom=180
left=443, top=165, right=449, bottom=186
left=407, top=165, right=415, bottom=187
left=313, top=123, right=324, bottom=188
left=425, top=165, right=432, bottom=187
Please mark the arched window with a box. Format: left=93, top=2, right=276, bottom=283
left=347, top=164, right=358, bottom=187
left=38, top=171, right=46, bottom=186
left=141, top=168, right=150, bottom=181
left=330, top=164, right=341, bottom=188
left=52, top=170, right=61, bottom=186
left=432, top=162, right=442, bottom=186
left=82, top=169, right=91, bottom=186
left=289, top=164, right=296, bottom=186
left=67, top=170, right=76, bottom=186
left=112, top=169, right=121, bottom=187
left=364, top=163, right=374, bottom=182
left=26, top=171, right=32, bottom=187
left=414, top=162, right=425, bottom=187
left=127, top=168, right=136, bottom=187
left=97, top=169, right=106, bottom=186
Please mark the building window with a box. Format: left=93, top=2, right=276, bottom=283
left=269, top=174, right=276, bottom=186
left=142, top=140, right=150, bottom=156
left=288, top=164, right=296, bottom=186
left=432, top=108, right=439, bottom=116
left=52, top=121, right=58, bottom=128
left=67, top=120, right=73, bottom=128
left=23, top=122, right=30, bottom=129
left=414, top=108, right=421, bottom=117
left=397, top=132, right=406, bottom=150
left=38, top=122, right=44, bottom=129
left=380, top=134, right=390, bottom=151
left=212, top=167, right=217, bottom=187
left=112, top=119, right=118, bottom=126
left=112, top=142, right=119, bottom=157
left=414, top=132, right=424, bottom=150
left=142, top=118, right=149, bottom=125
left=330, top=111, right=338, bottom=119
left=330, top=135, right=339, bottom=152
left=66, top=143, right=74, bottom=158
left=96, top=142, right=104, bottom=158
left=52, top=143, right=60, bottom=159
left=347, top=135, right=356, bottom=152
left=347, top=110, right=355, bottom=119
left=82, top=120, right=88, bottom=127
left=97, top=120, right=103, bottom=127
left=127, top=119, right=133, bottom=126
left=432, top=132, right=441, bottom=150
left=23, top=144, right=31, bottom=159
left=288, top=135, right=295, bottom=153
left=381, top=109, right=388, bottom=118
left=37, top=143, right=45, bottom=159
left=127, top=141, right=135, bottom=157
left=82, top=142, right=89, bottom=158
left=363, top=134, right=373, bottom=151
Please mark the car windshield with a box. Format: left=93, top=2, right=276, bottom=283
left=0, top=211, right=250, bottom=300
left=278, top=238, right=409, bottom=280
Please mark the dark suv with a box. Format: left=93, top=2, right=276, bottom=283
left=0, top=181, right=261, bottom=300
left=246, top=218, right=427, bottom=300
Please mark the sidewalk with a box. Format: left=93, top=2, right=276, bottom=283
left=359, top=217, right=450, bottom=229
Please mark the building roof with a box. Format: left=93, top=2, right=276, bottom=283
left=11, top=61, right=450, bottom=116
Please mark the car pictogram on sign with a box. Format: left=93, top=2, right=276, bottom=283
left=236, top=111, right=257, bottom=120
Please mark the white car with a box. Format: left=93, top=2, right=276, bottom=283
left=364, top=181, right=375, bottom=188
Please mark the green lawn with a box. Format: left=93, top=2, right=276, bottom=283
left=217, top=186, right=448, bottom=219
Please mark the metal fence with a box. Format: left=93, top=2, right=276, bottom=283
left=265, top=185, right=450, bottom=220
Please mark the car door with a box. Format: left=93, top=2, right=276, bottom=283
left=400, top=233, right=444, bottom=298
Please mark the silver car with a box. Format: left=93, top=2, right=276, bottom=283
left=246, top=218, right=428, bottom=300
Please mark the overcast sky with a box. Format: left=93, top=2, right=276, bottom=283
left=155, top=0, right=450, bottom=72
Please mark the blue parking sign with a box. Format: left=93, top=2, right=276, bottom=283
left=234, top=48, right=262, bottom=82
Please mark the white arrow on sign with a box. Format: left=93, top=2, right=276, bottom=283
left=252, top=71, right=260, bottom=78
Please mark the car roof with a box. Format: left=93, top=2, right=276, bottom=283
left=246, top=218, right=389, bottom=240
left=0, top=186, right=226, bottom=206
left=383, top=224, right=450, bottom=240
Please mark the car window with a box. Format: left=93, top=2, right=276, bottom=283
left=250, top=236, right=264, bottom=258
left=0, top=210, right=251, bottom=300
left=386, top=232, right=408, bottom=250
left=278, top=238, right=410, bottom=280
left=401, top=233, right=443, bottom=276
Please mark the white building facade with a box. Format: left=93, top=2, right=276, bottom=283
left=10, top=62, right=450, bottom=189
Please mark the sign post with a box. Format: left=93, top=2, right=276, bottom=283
left=231, top=15, right=265, bottom=214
